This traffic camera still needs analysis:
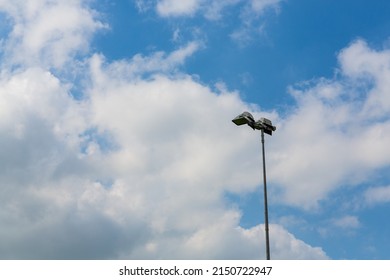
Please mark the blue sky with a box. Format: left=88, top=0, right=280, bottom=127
left=1, top=0, right=390, bottom=260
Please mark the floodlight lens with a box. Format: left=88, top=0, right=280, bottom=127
left=232, top=111, right=255, bottom=126
left=232, top=117, right=247, bottom=126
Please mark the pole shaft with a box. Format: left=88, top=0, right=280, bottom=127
left=261, top=130, right=271, bottom=260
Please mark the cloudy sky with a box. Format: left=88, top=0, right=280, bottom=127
left=1, top=0, right=390, bottom=260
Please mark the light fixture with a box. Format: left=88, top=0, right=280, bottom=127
left=232, top=111, right=276, bottom=260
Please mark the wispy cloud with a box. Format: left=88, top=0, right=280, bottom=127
left=135, top=0, right=282, bottom=46
left=156, top=0, right=200, bottom=17
left=331, top=215, right=360, bottom=229
left=364, top=185, right=390, bottom=205
left=230, top=0, right=281, bottom=46
left=89, top=41, right=202, bottom=81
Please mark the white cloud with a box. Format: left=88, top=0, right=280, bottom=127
left=89, top=41, right=201, bottom=81
left=156, top=0, right=200, bottom=17
left=0, top=0, right=105, bottom=69
left=87, top=54, right=267, bottom=195
left=139, top=0, right=280, bottom=21
left=339, top=40, right=390, bottom=118
left=202, top=0, right=242, bottom=21
left=230, top=0, right=281, bottom=46
left=0, top=0, right=332, bottom=260
left=250, top=0, right=281, bottom=14
left=0, top=39, right=325, bottom=259
left=134, top=0, right=154, bottom=13
left=267, top=224, right=327, bottom=259
left=332, top=215, right=360, bottom=229
left=267, top=40, right=390, bottom=209
left=135, top=0, right=282, bottom=46
left=153, top=0, right=236, bottom=19
left=3, top=0, right=390, bottom=259
left=317, top=215, right=361, bottom=238
left=364, top=186, right=390, bottom=205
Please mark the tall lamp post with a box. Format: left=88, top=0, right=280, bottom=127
left=232, top=111, right=276, bottom=260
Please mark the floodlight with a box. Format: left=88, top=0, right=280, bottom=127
left=255, top=117, right=276, bottom=135
left=232, top=111, right=256, bottom=129
left=233, top=112, right=276, bottom=134
left=232, top=111, right=276, bottom=260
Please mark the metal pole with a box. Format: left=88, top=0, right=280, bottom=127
left=261, top=129, right=271, bottom=260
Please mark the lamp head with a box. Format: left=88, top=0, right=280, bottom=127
left=233, top=112, right=276, bottom=134
left=255, top=117, right=276, bottom=135
left=232, top=111, right=256, bottom=129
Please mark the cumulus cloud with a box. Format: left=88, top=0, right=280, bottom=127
left=268, top=39, right=390, bottom=209
left=0, top=52, right=326, bottom=258
left=0, top=67, right=87, bottom=183
left=339, top=40, right=390, bottom=118
left=5, top=0, right=390, bottom=260
left=0, top=0, right=333, bottom=260
left=0, top=0, right=105, bottom=69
